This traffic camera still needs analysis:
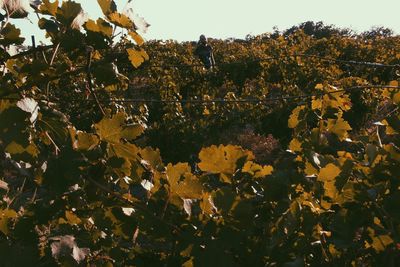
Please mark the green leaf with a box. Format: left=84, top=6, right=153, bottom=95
left=39, top=0, right=59, bottom=16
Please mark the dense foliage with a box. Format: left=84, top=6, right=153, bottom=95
left=1, top=1, right=400, bottom=266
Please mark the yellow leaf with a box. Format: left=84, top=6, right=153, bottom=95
left=326, top=117, right=352, bottom=141
left=383, top=144, right=400, bottom=161
left=318, top=163, right=341, bottom=182
left=393, top=92, right=400, bottom=104
left=128, top=31, right=144, bottom=46
left=70, top=128, right=99, bottom=151
left=95, top=113, right=144, bottom=143
left=85, top=18, right=113, bottom=37
left=324, top=180, right=338, bottom=199
left=305, top=161, right=318, bottom=176
left=166, top=163, right=203, bottom=206
left=242, top=161, right=273, bottom=178
left=389, top=80, right=399, bottom=87
left=329, top=244, right=341, bottom=258
left=59, top=211, right=82, bottom=225
left=311, top=98, right=322, bottom=110
left=5, top=142, right=38, bottom=157
left=0, top=209, right=18, bottom=235
left=315, top=84, right=324, bottom=90
left=198, top=145, right=254, bottom=182
left=288, top=105, right=305, bottom=128
left=40, top=0, right=59, bottom=16
left=108, top=143, right=140, bottom=161
left=97, top=0, right=116, bottom=16
left=127, top=48, right=149, bottom=68
left=289, top=138, right=302, bottom=152
left=199, top=192, right=216, bottom=216
left=370, top=235, right=394, bottom=252
left=108, top=12, right=133, bottom=28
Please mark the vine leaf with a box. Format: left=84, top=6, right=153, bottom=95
left=129, top=31, right=144, bottom=46
left=57, top=1, right=82, bottom=25
left=326, top=117, right=352, bottom=141
left=95, top=112, right=144, bottom=143
left=69, top=128, right=99, bottom=151
left=318, top=163, right=341, bottom=182
left=85, top=18, right=113, bottom=37
left=0, top=209, right=18, bottom=235
left=127, top=48, right=149, bottom=68
left=198, top=145, right=254, bottom=183
left=0, top=24, right=25, bottom=46
left=39, top=0, right=59, bottom=16
left=288, top=105, right=305, bottom=128
left=97, top=0, right=117, bottom=16
left=166, top=163, right=203, bottom=207
left=242, top=161, right=273, bottom=178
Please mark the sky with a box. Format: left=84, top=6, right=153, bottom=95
left=13, top=0, right=400, bottom=44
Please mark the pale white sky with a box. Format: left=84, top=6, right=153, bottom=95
left=13, top=0, right=400, bottom=43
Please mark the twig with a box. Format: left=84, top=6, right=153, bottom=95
left=86, top=46, right=105, bottom=116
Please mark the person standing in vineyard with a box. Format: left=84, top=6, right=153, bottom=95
left=194, top=34, right=216, bottom=70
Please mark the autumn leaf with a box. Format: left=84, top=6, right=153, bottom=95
left=198, top=145, right=254, bottom=183
left=166, top=163, right=203, bottom=207
left=288, top=105, right=305, bottom=128
left=127, top=48, right=149, bottom=68
left=326, top=117, right=352, bottom=141
left=242, top=161, right=273, bottom=178
left=318, top=163, right=341, bottom=182
left=95, top=112, right=144, bottom=143
left=128, top=31, right=145, bottom=46
left=97, top=0, right=117, bottom=16
left=0, top=209, right=18, bottom=235
left=85, top=18, right=113, bottom=37
left=39, top=0, right=59, bottom=16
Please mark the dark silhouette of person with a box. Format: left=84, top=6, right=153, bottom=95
left=194, top=35, right=215, bottom=69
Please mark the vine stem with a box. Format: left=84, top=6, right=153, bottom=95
left=86, top=47, right=105, bottom=116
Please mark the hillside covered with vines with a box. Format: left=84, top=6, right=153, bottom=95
left=1, top=1, right=400, bottom=266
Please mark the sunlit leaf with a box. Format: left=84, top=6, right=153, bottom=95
left=318, top=163, right=341, bottom=182
left=288, top=105, right=305, bottom=128
left=198, top=145, right=254, bottom=183
left=0, top=209, right=17, bottom=235
left=166, top=163, right=203, bottom=206
left=242, top=161, right=273, bottom=178
left=127, top=48, right=149, bottom=68
left=39, top=0, right=59, bottom=16
left=326, top=117, right=352, bottom=141
left=97, top=0, right=117, bottom=16
left=85, top=18, right=113, bottom=37
left=128, top=31, right=144, bottom=46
